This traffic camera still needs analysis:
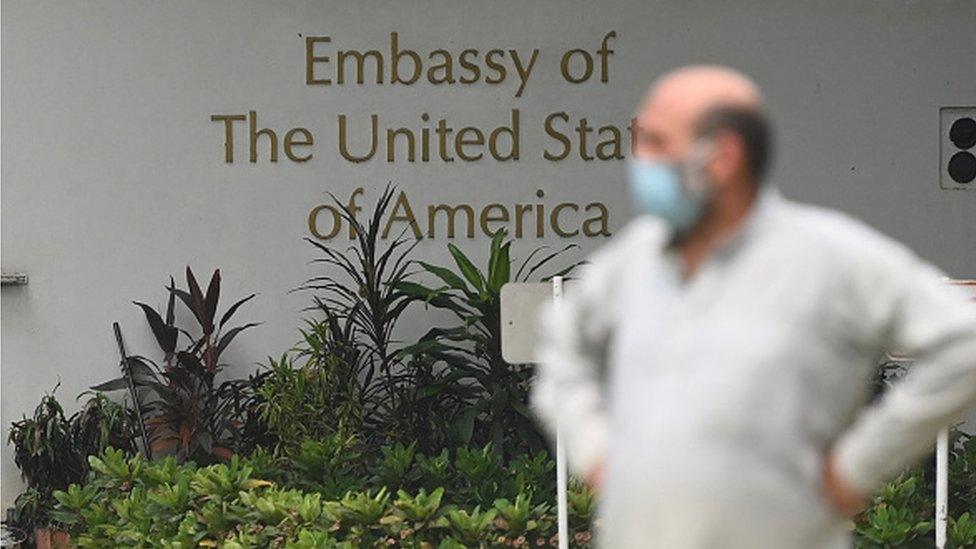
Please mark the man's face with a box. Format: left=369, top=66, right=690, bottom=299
left=630, top=67, right=763, bottom=206
left=632, top=93, right=697, bottom=165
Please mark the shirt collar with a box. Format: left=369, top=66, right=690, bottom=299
left=710, top=182, right=782, bottom=260
left=659, top=182, right=783, bottom=263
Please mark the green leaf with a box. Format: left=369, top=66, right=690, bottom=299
left=448, top=243, right=485, bottom=295
left=417, top=261, right=473, bottom=296
left=456, top=409, right=477, bottom=445
left=486, top=229, right=506, bottom=286
left=487, top=241, right=511, bottom=293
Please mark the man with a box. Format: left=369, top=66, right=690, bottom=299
left=530, top=65, right=976, bottom=548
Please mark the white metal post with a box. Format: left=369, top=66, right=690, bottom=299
left=552, top=276, right=569, bottom=549
left=931, top=278, right=973, bottom=549
left=936, top=426, right=949, bottom=549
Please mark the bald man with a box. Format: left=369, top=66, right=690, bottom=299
left=530, top=65, right=976, bottom=548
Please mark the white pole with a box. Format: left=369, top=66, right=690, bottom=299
left=935, top=427, right=949, bottom=549
left=553, top=276, right=569, bottom=549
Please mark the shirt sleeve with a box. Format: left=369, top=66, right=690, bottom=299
left=831, top=245, right=976, bottom=496
left=529, top=241, right=624, bottom=477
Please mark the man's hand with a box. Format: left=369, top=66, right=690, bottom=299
left=822, top=451, right=868, bottom=519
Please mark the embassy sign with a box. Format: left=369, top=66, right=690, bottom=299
left=209, top=31, right=637, bottom=240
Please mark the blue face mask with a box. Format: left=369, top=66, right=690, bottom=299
left=628, top=142, right=713, bottom=234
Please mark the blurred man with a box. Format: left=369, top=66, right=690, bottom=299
left=530, top=65, right=976, bottom=548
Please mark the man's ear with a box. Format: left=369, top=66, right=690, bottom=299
left=707, top=130, right=748, bottom=188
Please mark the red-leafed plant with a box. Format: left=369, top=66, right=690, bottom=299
left=92, top=267, right=263, bottom=463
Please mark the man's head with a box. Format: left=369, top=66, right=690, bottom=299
left=634, top=65, right=770, bottom=185
left=629, top=65, right=772, bottom=234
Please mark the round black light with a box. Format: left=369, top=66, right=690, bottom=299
left=949, top=117, right=976, bottom=149
left=948, top=151, right=976, bottom=183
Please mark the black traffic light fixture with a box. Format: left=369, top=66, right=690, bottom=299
left=941, top=107, right=976, bottom=190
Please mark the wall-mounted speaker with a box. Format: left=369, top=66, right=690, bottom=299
left=941, top=107, right=976, bottom=190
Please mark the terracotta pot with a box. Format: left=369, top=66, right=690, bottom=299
left=33, top=528, right=71, bottom=549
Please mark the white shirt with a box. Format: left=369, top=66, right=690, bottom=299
left=530, top=184, right=976, bottom=548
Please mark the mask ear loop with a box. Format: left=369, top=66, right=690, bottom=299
left=681, top=137, right=716, bottom=199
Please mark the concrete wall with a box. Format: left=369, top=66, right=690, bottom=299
left=3, top=0, right=974, bottom=508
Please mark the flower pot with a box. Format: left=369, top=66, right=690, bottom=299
left=33, top=528, right=70, bottom=549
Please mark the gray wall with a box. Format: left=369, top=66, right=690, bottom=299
left=2, top=0, right=974, bottom=507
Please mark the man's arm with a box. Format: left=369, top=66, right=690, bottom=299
left=830, top=249, right=976, bottom=498
left=529, top=257, right=619, bottom=481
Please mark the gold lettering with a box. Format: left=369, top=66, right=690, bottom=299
left=387, top=127, right=416, bottom=162
left=629, top=117, right=640, bottom=157
left=489, top=109, right=520, bottom=161
left=596, top=125, right=623, bottom=160
left=458, top=49, right=481, bottom=84
left=337, top=49, right=384, bottom=84
left=428, top=203, right=475, bottom=238
left=390, top=32, right=421, bottom=84
left=484, top=49, right=506, bottom=84
left=480, top=203, right=510, bottom=236
left=582, top=202, right=611, bottom=237
left=427, top=50, right=455, bottom=84
left=347, top=187, right=364, bottom=239
left=309, top=204, right=342, bottom=239
left=514, top=203, right=533, bottom=238
left=560, top=48, right=593, bottom=83
left=305, top=36, right=332, bottom=85
left=383, top=191, right=423, bottom=239
left=338, top=114, right=378, bottom=163
left=576, top=117, right=594, bottom=161
left=535, top=189, right=545, bottom=237
left=436, top=119, right=454, bottom=162
left=420, top=113, right=431, bottom=161
left=455, top=127, right=484, bottom=161
left=544, top=112, right=571, bottom=161
left=249, top=110, right=278, bottom=163
left=598, top=31, right=617, bottom=83
left=551, top=202, right=579, bottom=237
left=210, top=114, right=246, bottom=163
left=284, top=128, right=313, bottom=162
left=510, top=49, right=538, bottom=97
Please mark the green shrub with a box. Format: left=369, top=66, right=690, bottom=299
left=850, top=359, right=976, bottom=548
left=257, top=351, right=361, bottom=453
left=6, top=386, right=140, bottom=543
left=52, top=446, right=595, bottom=547
left=949, top=512, right=976, bottom=548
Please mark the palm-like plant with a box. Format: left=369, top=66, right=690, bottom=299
left=396, top=229, right=582, bottom=460
left=298, top=184, right=424, bottom=442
